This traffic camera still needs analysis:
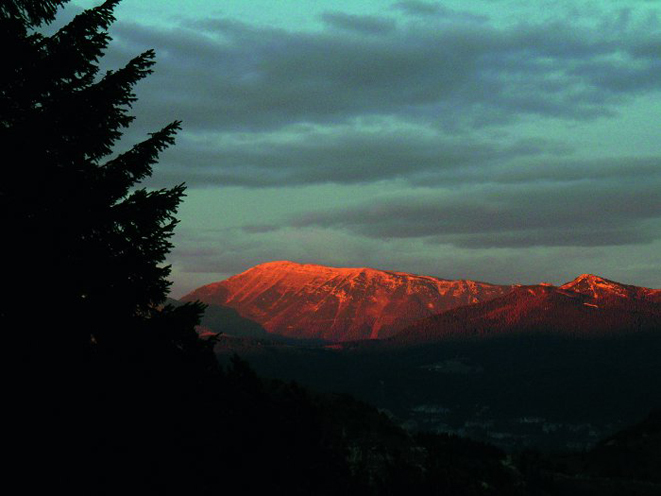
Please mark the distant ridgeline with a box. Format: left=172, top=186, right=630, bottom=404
left=181, top=262, right=660, bottom=342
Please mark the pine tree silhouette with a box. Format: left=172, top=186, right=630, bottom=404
left=1, top=1, right=209, bottom=362
left=1, top=2, right=216, bottom=491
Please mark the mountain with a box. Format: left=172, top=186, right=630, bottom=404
left=561, top=273, right=661, bottom=303
left=181, top=261, right=513, bottom=341
left=394, top=275, right=661, bottom=344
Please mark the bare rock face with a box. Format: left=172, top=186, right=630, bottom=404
left=394, top=275, right=661, bottom=344
left=182, top=261, right=513, bottom=341
left=560, top=274, right=661, bottom=303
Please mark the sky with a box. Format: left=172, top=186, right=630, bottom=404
left=66, top=0, right=661, bottom=296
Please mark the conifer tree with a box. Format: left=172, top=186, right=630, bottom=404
left=0, top=0, right=207, bottom=361
left=2, top=2, right=220, bottom=490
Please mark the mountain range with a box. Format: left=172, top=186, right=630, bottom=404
left=181, top=262, right=660, bottom=343
left=394, top=274, right=661, bottom=343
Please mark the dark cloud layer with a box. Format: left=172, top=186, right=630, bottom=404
left=393, top=1, right=446, bottom=17
left=110, top=11, right=661, bottom=135
left=321, top=12, right=397, bottom=35
left=275, top=174, right=661, bottom=248
left=392, top=1, right=490, bottom=23
left=95, top=6, right=661, bottom=197
left=151, top=130, right=568, bottom=187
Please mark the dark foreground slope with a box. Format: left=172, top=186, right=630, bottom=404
left=84, top=325, right=660, bottom=495
left=520, top=410, right=661, bottom=495
left=85, top=345, right=523, bottom=496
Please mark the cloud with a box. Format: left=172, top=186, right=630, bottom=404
left=277, top=174, right=661, bottom=248
left=392, top=1, right=445, bottom=17
left=321, top=12, right=396, bottom=35
left=107, top=10, right=661, bottom=136
left=391, top=1, right=489, bottom=23
left=458, top=156, right=661, bottom=186
left=90, top=6, right=661, bottom=193
left=145, top=125, right=569, bottom=187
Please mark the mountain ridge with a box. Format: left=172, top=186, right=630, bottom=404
left=393, top=275, right=661, bottom=344
left=560, top=273, right=661, bottom=302
left=182, top=262, right=660, bottom=343
left=182, top=261, right=515, bottom=341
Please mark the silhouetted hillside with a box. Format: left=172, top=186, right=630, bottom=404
left=585, top=409, right=661, bottom=483
left=86, top=347, right=525, bottom=495
left=518, top=410, right=661, bottom=495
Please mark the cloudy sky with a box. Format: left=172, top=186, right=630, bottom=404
left=68, top=0, right=661, bottom=296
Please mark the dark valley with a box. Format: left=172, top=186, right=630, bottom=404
left=181, top=262, right=661, bottom=456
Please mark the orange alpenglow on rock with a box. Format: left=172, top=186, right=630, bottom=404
left=182, top=261, right=514, bottom=341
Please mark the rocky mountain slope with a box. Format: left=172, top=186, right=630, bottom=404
left=393, top=274, right=661, bottom=343
left=182, top=261, right=513, bottom=341
left=561, top=273, right=661, bottom=303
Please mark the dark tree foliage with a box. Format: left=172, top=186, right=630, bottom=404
left=1, top=1, right=217, bottom=490
left=0, top=0, right=207, bottom=357
left=0, top=0, right=66, bottom=25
